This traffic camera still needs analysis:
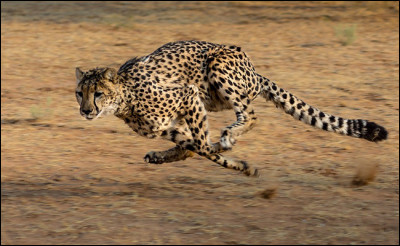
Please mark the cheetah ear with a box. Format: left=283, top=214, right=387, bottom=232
left=103, top=68, right=117, bottom=81
left=75, top=67, right=84, bottom=84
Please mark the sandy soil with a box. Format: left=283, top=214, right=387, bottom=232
left=1, top=1, right=399, bottom=245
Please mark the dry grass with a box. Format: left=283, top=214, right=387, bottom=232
left=258, top=187, right=278, bottom=199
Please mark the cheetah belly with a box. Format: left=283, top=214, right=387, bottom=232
left=198, top=84, right=232, bottom=112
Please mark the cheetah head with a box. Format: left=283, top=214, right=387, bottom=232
left=75, top=67, right=121, bottom=120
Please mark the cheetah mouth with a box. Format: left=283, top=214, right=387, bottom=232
left=83, top=111, right=104, bottom=120
left=81, top=113, right=98, bottom=120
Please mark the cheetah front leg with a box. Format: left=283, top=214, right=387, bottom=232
left=144, top=145, right=195, bottom=164
left=144, top=119, right=196, bottom=164
left=151, top=118, right=258, bottom=176
left=144, top=126, right=225, bottom=166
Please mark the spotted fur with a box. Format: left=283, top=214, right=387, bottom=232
left=75, top=41, right=388, bottom=177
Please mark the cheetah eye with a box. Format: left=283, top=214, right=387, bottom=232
left=76, top=91, right=83, bottom=97
left=94, top=92, right=104, bottom=98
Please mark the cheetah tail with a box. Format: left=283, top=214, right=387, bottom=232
left=258, top=75, right=388, bottom=142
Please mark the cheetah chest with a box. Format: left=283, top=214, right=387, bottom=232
left=123, top=103, right=181, bottom=139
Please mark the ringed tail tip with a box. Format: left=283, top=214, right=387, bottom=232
left=363, top=121, right=388, bottom=142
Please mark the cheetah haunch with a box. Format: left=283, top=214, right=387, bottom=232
left=75, top=41, right=388, bottom=177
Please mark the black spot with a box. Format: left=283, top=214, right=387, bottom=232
left=298, top=111, right=304, bottom=121
left=329, top=116, right=336, bottom=123
left=288, top=107, right=295, bottom=116
left=297, top=103, right=303, bottom=109
left=289, top=97, right=295, bottom=105
left=322, top=122, right=328, bottom=131
left=282, top=94, right=287, bottom=99
left=319, top=112, right=325, bottom=118
left=347, top=120, right=353, bottom=136
left=358, top=119, right=364, bottom=129
left=170, top=130, right=179, bottom=142
left=241, top=161, right=249, bottom=170
left=186, top=144, right=195, bottom=151
left=308, top=107, right=314, bottom=115
left=338, top=117, right=344, bottom=128
left=272, top=85, right=277, bottom=91
left=311, top=117, right=317, bottom=126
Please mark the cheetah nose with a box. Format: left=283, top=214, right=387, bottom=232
left=82, top=109, right=93, bottom=115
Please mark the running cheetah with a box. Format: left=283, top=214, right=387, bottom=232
left=75, top=41, right=388, bottom=176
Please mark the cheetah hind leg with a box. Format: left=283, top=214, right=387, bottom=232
left=144, top=145, right=195, bottom=164
left=220, top=105, right=258, bottom=150
left=207, top=154, right=259, bottom=177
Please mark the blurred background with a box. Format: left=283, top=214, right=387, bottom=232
left=1, top=1, right=399, bottom=244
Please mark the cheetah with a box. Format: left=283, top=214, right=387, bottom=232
left=75, top=40, right=388, bottom=177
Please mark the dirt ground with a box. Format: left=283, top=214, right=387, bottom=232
left=1, top=1, right=399, bottom=245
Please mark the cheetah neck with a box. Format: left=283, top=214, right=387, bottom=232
left=113, top=76, right=136, bottom=118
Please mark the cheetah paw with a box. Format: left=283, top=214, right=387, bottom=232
left=144, top=151, right=165, bottom=164
left=243, top=167, right=260, bottom=177
left=241, top=161, right=260, bottom=177
left=220, top=131, right=236, bottom=150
